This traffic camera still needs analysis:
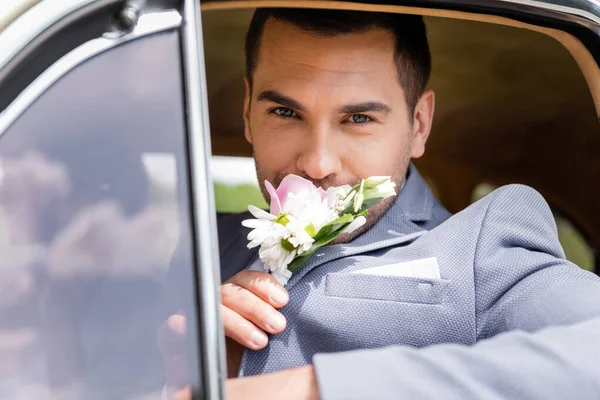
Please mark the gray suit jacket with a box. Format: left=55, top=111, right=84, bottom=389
left=216, top=165, right=600, bottom=399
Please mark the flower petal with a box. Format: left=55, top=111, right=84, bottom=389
left=265, top=180, right=282, bottom=216
left=341, top=215, right=366, bottom=235
left=275, top=174, right=316, bottom=209
left=272, top=269, right=292, bottom=286
left=248, top=205, right=275, bottom=220
left=364, top=176, right=391, bottom=188
left=314, top=187, right=327, bottom=201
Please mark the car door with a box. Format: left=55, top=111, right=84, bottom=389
left=0, top=1, right=225, bottom=399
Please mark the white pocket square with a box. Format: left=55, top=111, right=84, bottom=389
left=351, top=257, right=441, bottom=279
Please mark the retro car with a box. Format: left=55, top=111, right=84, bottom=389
left=0, top=0, right=598, bottom=398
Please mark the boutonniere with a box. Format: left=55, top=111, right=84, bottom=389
left=242, top=175, right=397, bottom=285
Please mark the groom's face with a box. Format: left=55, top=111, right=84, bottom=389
left=243, top=18, right=434, bottom=231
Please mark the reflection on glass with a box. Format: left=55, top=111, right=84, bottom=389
left=0, top=33, right=200, bottom=399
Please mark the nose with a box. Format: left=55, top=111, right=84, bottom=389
left=296, top=124, right=342, bottom=181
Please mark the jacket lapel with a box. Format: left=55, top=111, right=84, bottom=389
left=284, top=164, right=434, bottom=291
left=217, top=212, right=258, bottom=282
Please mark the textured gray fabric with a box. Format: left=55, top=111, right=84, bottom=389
left=218, top=164, right=600, bottom=399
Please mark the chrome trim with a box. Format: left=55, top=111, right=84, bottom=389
left=500, top=0, right=600, bottom=25
left=0, top=10, right=182, bottom=135
left=492, top=0, right=600, bottom=28
left=0, top=0, right=123, bottom=79
left=181, top=0, right=226, bottom=398
left=431, top=0, right=600, bottom=34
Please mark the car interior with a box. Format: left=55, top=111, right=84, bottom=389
left=201, top=3, right=599, bottom=274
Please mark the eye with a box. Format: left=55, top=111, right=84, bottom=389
left=271, top=107, right=298, bottom=118
left=350, top=114, right=371, bottom=124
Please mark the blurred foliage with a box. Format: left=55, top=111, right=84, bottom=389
left=214, top=182, right=267, bottom=213
left=556, top=216, right=594, bottom=271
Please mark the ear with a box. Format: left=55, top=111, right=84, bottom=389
left=243, top=76, right=252, bottom=144
left=410, top=89, right=435, bottom=159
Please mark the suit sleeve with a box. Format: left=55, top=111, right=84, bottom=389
left=313, top=184, right=600, bottom=400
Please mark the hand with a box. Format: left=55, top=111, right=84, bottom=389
left=165, top=366, right=320, bottom=400
left=221, top=270, right=289, bottom=350
left=158, top=271, right=289, bottom=389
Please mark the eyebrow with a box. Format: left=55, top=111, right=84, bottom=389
left=338, top=102, right=391, bottom=115
left=256, top=90, right=391, bottom=115
left=257, top=90, right=306, bottom=112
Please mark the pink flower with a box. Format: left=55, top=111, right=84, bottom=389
left=265, top=174, right=326, bottom=216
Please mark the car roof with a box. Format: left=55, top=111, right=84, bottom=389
left=0, top=0, right=40, bottom=32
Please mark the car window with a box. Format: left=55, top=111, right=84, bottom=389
left=203, top=6, right=600, bottom=280
left=0, top=32, right=201, bottom=399
left=212, top=156, right=266, bottom=213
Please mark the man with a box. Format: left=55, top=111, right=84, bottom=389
left=161, top=8, right=600, bottom=399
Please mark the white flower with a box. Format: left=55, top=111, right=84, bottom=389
left=284, top=217, right=314, bottom=254
left=352, top=177, right=396, bottom=212
left=363, top=180, right=396, bottom=201
left=242, top=175, right=398, bottom=286
left=282, top=190, right=337, bottom=231
left=325, top=185, right=353, bottom=212
left=271, top=267, right=292, bottom=286
left=259, top=242, right=296, bottom=273
left=363, top=176, right=391, bottom=187
left=241, top=205, right=284, bottom=249
left=341, top=215, right=366, bottom=235
left=258, top=238, right=296, bottom=286
left=353, top=180, right=365, bottom=212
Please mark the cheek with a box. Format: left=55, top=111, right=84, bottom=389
left=250, top=116, right=301, bottom=173
left=341, top=133, right=409, bottom=177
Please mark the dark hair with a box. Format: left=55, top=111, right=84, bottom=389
left=245, top=8, right=431, bottom=115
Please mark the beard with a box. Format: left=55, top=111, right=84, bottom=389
left=253, top=145, right=412, bottom=245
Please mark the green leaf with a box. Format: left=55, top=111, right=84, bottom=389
left=313, top=234, right=339, bottom=247
left=325, top=213, right=354, bottom=227
left=312, top=214, right=354, bottom=241
left=288, top=228, right=346, bottom=273
left=288, top=252, right=314, bottom=272
left=343, top=185, right=360, bottom=200
left=280, top=238, right=295, bottom=251
left=312, top=225, right=334, bottom=242
left=359, top=197, right=385, bottom=211
left=353, top=180, right=365, bottom=212
left=288, top=214, right=365, bottom=273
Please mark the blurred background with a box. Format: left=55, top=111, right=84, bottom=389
left=204, top=9, right=597, bottom=273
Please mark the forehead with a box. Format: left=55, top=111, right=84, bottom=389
left=254, top=18, right=401, bottom=91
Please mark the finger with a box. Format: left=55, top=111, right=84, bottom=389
left=221, top=305, right=269, bottom=350
left=170, top=386, right=192, bottom=400
left=221, top=283, right=287, bottom=334
left=157, top=314, right=186, bottom=355
left=226, top=270, right=289, bottom=307
left=157, top=314, right=189, bottom=388
left=159, top=314, right=186, bottom=342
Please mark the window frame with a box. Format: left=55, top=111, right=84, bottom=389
left=181, top=0, right=227, bottom=398
left=0, top=1, right=227, bottom=399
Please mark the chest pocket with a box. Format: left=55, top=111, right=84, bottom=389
left=325, top=272, right=450, bottom=304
